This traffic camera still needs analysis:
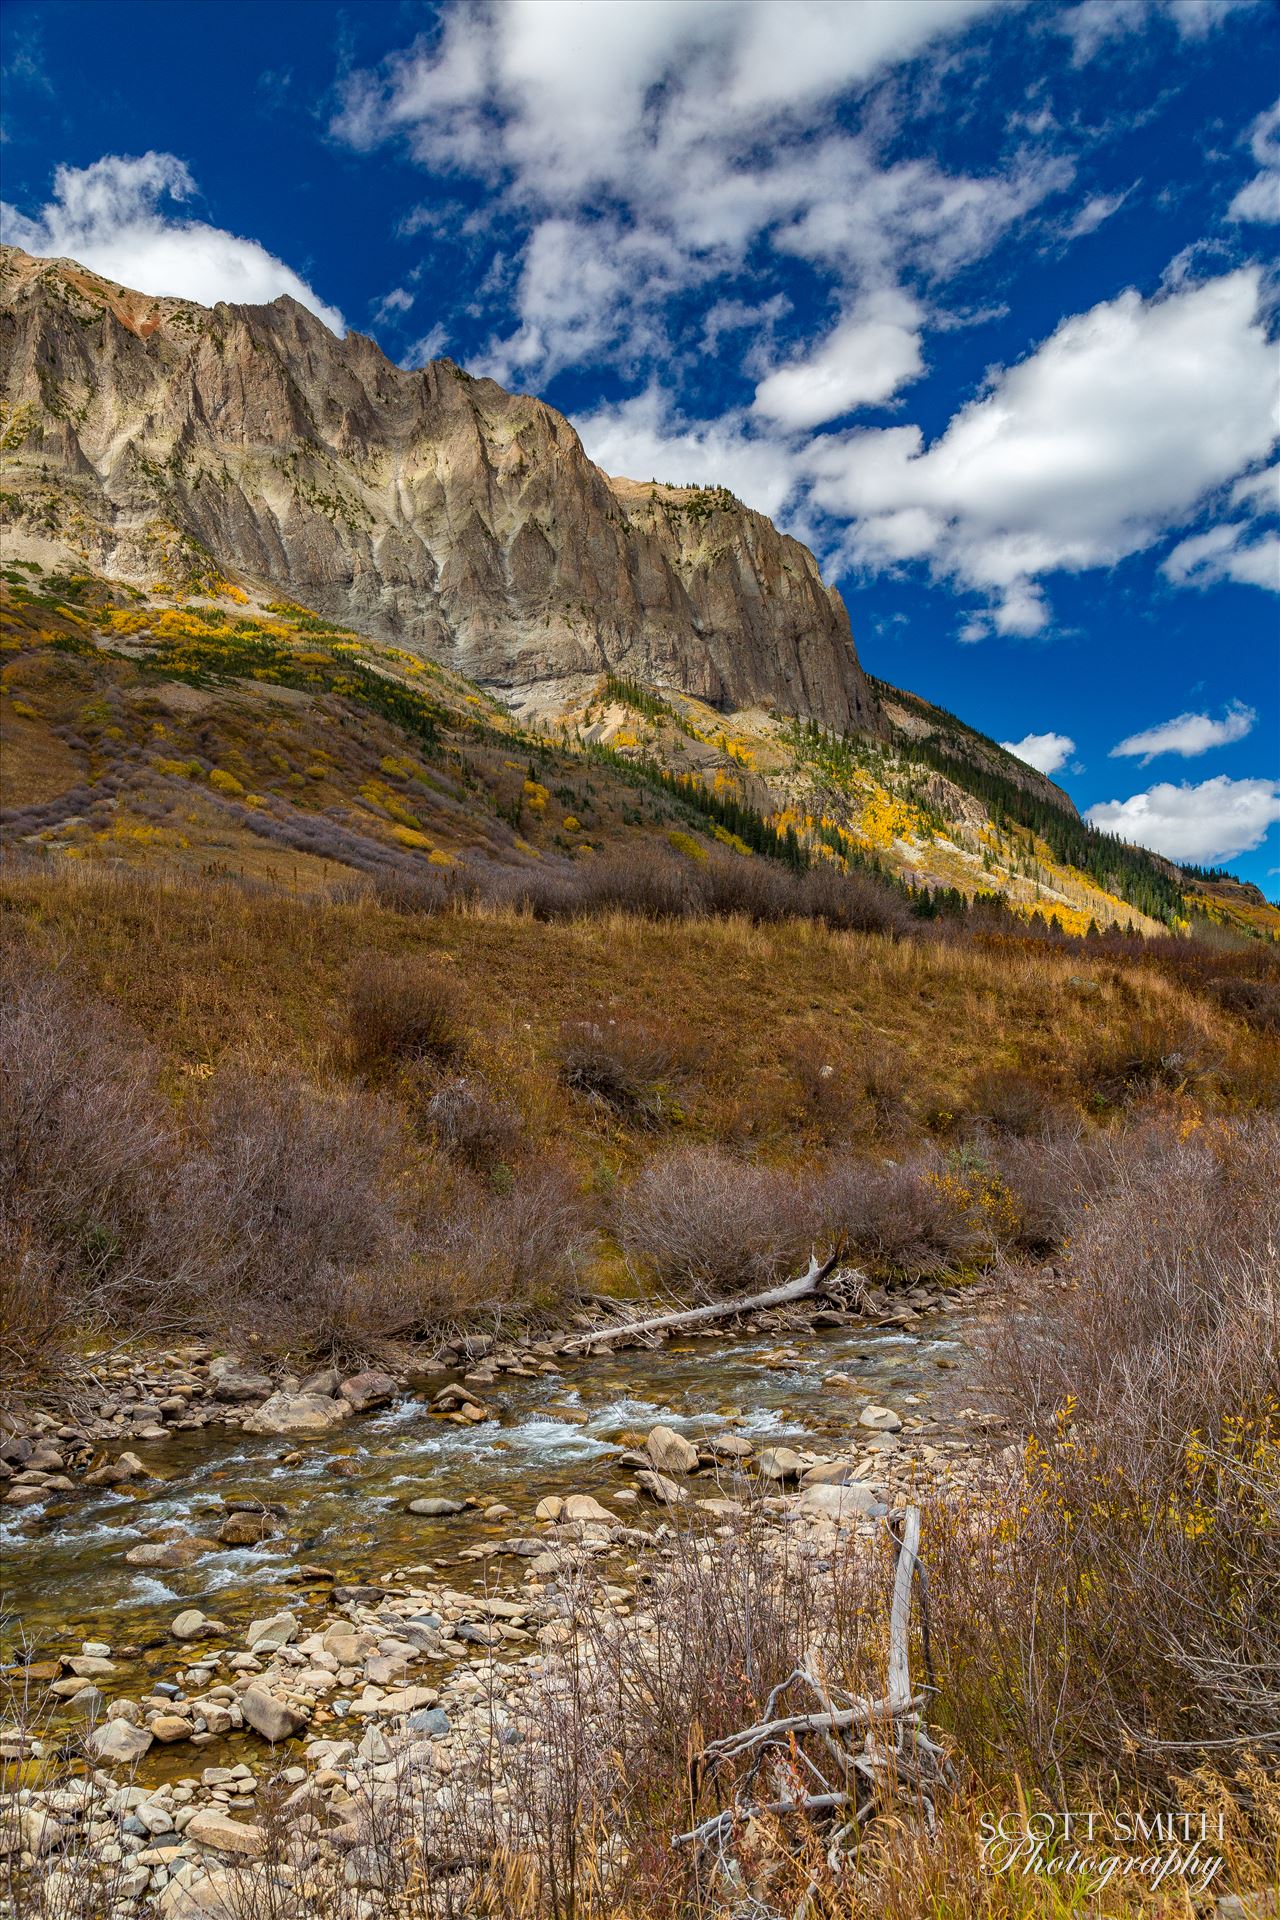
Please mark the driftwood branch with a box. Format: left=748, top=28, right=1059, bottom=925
left=887, top=1506, right=922, bottom=1712
left=699, top=1693, right=923, bottom=1769
left=676, top=1504, right=951, bottom=1869
left=564, top=1248, right=846, bottom=1351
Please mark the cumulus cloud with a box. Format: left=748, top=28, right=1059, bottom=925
left=1163, top=522, right=1280, bottom=589
left=331, top=0, right=1064, bottom=384
left=752, top=293, right=924, bottom=428
left=1000, top=730, right=1076, bottom=776
left=372, top=286, right=414, bottom=322
left=575, top=387, right=799, bottom=521
left=803, top=267, right=1278, bottom=629
left=1085, top=775, right=1280, bottom=864
left=1228, top=99, right=1280, bottom=223
left=1110, top=701, right=1256, bottom=762
left=0, top=152, right=343, bottom=332
left=1057, top=0, right=1259, bottom=65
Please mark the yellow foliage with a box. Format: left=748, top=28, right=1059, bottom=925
left=523, top=779, right=549, bottom=812
left=392, top=826, right=433, bottom=851
left=667, top=829, right=707, bottom=862
left=153, top=757, right=201, bottom=779
left=208, top=768, right=244, bottom=795
left=562, top=815, right=582, bottom=833
left=9, top=699, right=39, bottom=720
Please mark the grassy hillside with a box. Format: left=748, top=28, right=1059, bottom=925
left=5, top=560, right=1276, bottom=940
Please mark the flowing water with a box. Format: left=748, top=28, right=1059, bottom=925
left=1, top=1310, right=986, bottom=1667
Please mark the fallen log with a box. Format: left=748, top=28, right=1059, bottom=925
left=699, top=1692, right=924, bottom=1770
left=563, top=1248, right=848, bottom=1351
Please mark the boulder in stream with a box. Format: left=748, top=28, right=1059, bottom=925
left=241, top=1391, right=351, bottom=1436
left=87, top=1720, right=153, bottom=1764
left=645, top=1426, right=699, bottom=1474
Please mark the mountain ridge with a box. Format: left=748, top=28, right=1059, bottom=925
left=0, top=243, right=878, bottom=736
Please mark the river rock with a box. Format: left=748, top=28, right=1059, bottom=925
left=299, top=1367, right=342, bottom=1396
left=858, top=1404, right=902, bottom=1432
left=87, top=1720, right=153, bottom=1764
left=0, top=1806, right=62, bottom=1854
left=706, top=1434, right=754, bottom=1459
left=85, top=1449, right=153, bottom=1487
left=184, top=1809, right=265, bottom=1858
left=800, top=1460, right=861, bottom=1487
left=758, top=1446, right=805, bottom=1482
left=171, top=1609, right=209, bottom=1641
left=635, top=1470, right=686, bottom=1504
left=561, top=1494, right=614, bottom=1524
left=407, top=1705, right=451, bottom=1737
left=241, top=1391, right=351, bottom=1436
left=208, top=1357, right=273, bottom=1402
left=239, top=1688, right=306, bottom=1742
left=534, top=1496, right=563, bottom=1521
left=798, top=1483, right=885, bottom=1524
left=218, top=1510, right=276, bottom=1545
left=157, top=1870, right=240, bottom=1918
left=646, top=1426, right=699, bottom=1474
left=407, top=1497, right=464, bottom=1516
left=339, top=1371, right=397, bottom=1412
left=245, top=1611, right=296, bottom=1652
left=125, top=1538, right=218, bottom=1568
left=149, top=1713, right=194, bottom=1743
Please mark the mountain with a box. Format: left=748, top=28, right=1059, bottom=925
left=0, top=244, right=877, bottom=736
left=2, top=245, right=1274, bottom=940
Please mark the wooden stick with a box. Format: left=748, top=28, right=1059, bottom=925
left=700, top=1692, right=923, bottom=1767
left=673, top=1791, right=851, bottom=1849
left=562, top=1250, right=847, bottom=1350
left=887, top=1506, right=922, bottom=1712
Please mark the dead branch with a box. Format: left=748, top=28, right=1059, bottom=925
left=563, top=1248, right=847, bottom=1350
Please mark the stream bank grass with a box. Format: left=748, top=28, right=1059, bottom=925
left=1, top=854, right=1276, bottom=1388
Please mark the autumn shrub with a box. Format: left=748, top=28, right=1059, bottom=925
left=348, top=952, right=464, bottom=1076
left=819, top=1149, right=987, bottom=1279
left=418, top=1075, right=524, bottom=1168
left=617, top=1143, right=818, bottom=1294
left=965, top=1111, right=1280, bottom=1782
left=1209, top=972, right=1280, bottom=1031
left=1081, top=1001, right=1221, bottom=1106
left=171, top=1065, right=409, bottom=1351
left=966, top=1065, right=1070, bottom=1137
left=558, top=1016, right=703, bottom=1125
left=418, top=1158, right=589, bottom=1315
left=0, top=1224, right=70, bottom=1402
left=0, top=957, right=172, bottom=1307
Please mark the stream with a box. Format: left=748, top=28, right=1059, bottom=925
left=1, top=1307, right=986, bottom=1664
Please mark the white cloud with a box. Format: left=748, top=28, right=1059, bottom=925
left=1000, top=730, right=1076, bottom=775
left=752, top=293, right=924, bottom=429
left=1085, top=775, right=1280, bottom=864
left=804, top=267, right=1278, bottom=627
left=1228, top=99, right=1280, bottom=223
left=1063, top=188, right=1132, bottom=239
left=331, top=0, right=1063, bottom=384
left=1163, top=523, right=1280, bottom=589
left=0, top=152, right=343, bottom=332
left=401, top=324, right=449, bottom=368
left=1058, top=0, right=1259, bottom=64
left=574, top=386, right=801, bottom=522
left=1110, top=700, right=1256, bottom=762
left=372, top=286, right=414, bottom=321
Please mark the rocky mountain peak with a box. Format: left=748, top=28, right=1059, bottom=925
left=0, top=244, right=880, bottom=734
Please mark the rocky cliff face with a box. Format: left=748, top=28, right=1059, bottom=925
left=0, top=246, right=879, bottom=734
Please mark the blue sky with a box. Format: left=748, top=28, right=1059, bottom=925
left=2, top=0, right=1277, bottom=889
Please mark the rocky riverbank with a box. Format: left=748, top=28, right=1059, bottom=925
left=1, top=1276, right=1011, bottom=1915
